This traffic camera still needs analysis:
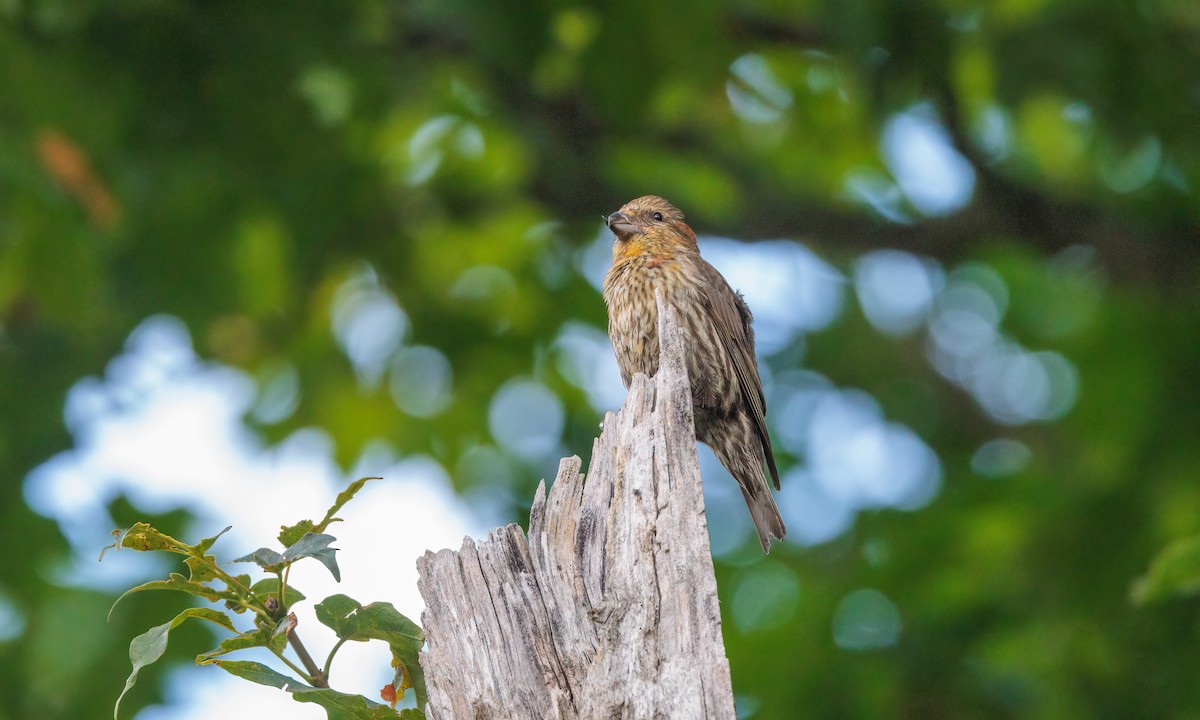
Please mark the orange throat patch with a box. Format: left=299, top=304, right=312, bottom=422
left=617, top=238, right=671, bottom=268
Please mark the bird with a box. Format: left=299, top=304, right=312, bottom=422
left=601, top=195, right=785, bottom=553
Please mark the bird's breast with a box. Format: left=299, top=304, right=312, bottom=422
left=603, top=258, right=677, bottom=383
left=604, top=256, right=741, bottom=413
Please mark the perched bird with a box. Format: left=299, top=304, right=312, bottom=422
left=602, top=195, right=785, bottom=552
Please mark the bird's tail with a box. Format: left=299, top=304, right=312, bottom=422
left=702, top=415, right=786, bottom=553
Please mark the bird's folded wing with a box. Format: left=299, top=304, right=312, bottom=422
left=699, top=262, right=781, bottom=490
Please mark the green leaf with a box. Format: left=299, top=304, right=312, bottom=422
left=185, top=555, right=220, bottom=583
left=196, top=627, right=274, bottom=662
left=114, top=608, right=237, bottom=719
left=225, top=572, right=253, bottom=594
left=320, top=597, right=423, bottom=650
left=251, top=577, right=307, bottom=609
left=206, top=660, right=406, bottom=719
left=194, top=525, right=233, bottom=554
left=314, top=593, right=363, bottom=636
left=292, top=686, right=403, bottom=719
left=271, top=612, right=297, bottom=640
left=256, top=615, right=291, bottom=653
left=389, top=635, right=427, bottom=710
left=318, top=477, right=379, bottom=530
left=1132, top=534, right=1200, bottom=604
left=314, top=595, right=426, bottom=706
left=108, top=573, right=232, bottom=621
left=101, top=522, right=191, bottom=561
left=278, top=477, right=379, bottom=547
left=204, top=658, right=306, bottom=690
left=190, top=606, right=239, bottom=633
left=232, top=547, right=287, bottom=572
left=278, top=519, right=318, bottom=548
left=283, top=532, right=341, bottom=581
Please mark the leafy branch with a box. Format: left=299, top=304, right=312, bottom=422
left=101, top=477, right=425, bottom=720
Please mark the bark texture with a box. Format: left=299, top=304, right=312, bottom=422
left=416, top=294, right=736, bottom=720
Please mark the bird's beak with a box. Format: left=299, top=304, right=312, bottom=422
left=606, top=211, right=639, bottom=240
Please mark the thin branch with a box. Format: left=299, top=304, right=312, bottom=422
left=287, top=629, right=329, bottom=688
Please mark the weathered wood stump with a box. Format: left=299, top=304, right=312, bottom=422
left=416, top=295, right=736, bottom=719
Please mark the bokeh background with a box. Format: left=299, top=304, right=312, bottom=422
left=4, top=1, right=1200, bottom=719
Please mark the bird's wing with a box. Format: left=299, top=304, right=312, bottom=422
left=699, top=260, right=781, bottom=490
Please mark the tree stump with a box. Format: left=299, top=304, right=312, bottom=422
left=416, top=295, right=736, bottom=719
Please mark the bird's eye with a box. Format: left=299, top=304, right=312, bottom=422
left=652, top=212, right=664, bottom=222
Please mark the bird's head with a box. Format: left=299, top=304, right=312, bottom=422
left=606, top=195, right=698, bottom=261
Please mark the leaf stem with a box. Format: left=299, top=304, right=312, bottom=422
left=279, top=566, right=291, bottom=613
left=201, top=558, right=271, bottom=618
left=287, top=631, right=329, bottom=688
left=322, top=637, right=350, bottom=682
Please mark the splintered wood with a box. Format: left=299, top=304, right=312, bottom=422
left=416, top=295, right=736, bottom=720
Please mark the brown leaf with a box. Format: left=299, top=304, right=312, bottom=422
left=37, top=129, right=120, bottom=230
left=380, top=683, right=397, bottom=708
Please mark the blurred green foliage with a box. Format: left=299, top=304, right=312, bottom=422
left=2, top=1, right=1199, bottom=719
